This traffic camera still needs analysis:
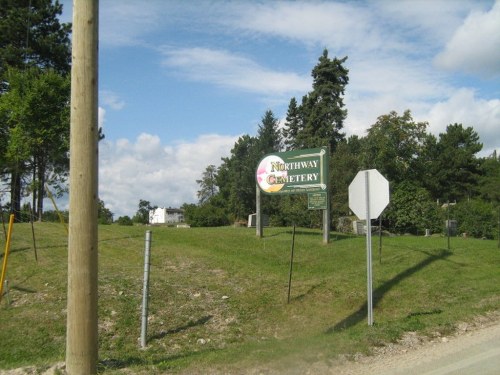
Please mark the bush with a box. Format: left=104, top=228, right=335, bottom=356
left=451, top=200, right=496, bottom=239
left=42, top=209, right=69, bottom=223
left=183, top=203, right=229, bottom=227
left=116, top=215, right=133, bottom=226
left=385, top=182, right=441, bottom=235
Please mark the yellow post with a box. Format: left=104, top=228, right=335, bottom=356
left=0, top=214, right=15, bottom=303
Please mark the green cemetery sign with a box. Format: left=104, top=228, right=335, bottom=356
left=256, top=147, right=329, bottom=195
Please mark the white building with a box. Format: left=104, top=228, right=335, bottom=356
left=149, top=207, right=184, bottom=224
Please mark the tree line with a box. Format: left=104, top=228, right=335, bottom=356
left=186, top=50, right=500, bottom=238
left=1, top=3, right=498, bottom=237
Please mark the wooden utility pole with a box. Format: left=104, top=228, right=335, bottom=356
left=66, top=0, right=99, bottom=374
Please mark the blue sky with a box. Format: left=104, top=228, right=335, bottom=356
left=56, top=0, right=500, bottom=219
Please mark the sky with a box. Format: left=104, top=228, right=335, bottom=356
left=55, top=0, right=500, bottom=219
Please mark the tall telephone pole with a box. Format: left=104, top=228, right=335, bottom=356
left=65, top=0, right=99, bottom=374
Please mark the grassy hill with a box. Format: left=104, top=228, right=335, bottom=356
left=1, top=223, right=499, bottom=373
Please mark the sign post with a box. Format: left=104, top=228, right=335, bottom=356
left=348, top=169, right=389, bottom=326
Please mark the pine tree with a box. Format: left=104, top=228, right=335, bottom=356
left=293, top=50, right=349, bottom=150
left=282, top=97, right=301, bottom=150
left=257, top=110, right=282, bottom=155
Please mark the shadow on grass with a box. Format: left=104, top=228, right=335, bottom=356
left=99, top=316, right=214, bottom=372
left=0, top=246, right=32, bottom=259
left=98, top=353, right=194, bottom=373
left=11, top=285, right=37, bottom=293
left=98, top=347, right=216, bottom=373
left=326, top=249, right=452, bottom=333
left=265, top=229, right=357, bottom=241
left=291, top=280, right=327, bottom=302
left=149, top=315, right=212, bottom=341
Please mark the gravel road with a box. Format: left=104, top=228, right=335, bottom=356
left=315, top=313, right=500, bottom=375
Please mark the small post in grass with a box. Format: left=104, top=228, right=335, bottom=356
left=287, top=224, right=296, bottom=304
left=497, top=206, right=499, bottom=249
left=447, top=201, right=451, bottom=250
left=141, top=230, right=152, bottom=348
left=1, top=207, right=6, bottom=241
left=29, top=204, right=38, bottom=262
left=378, top=215, right=382, bottom=264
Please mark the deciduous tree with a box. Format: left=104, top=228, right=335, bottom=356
left=133, top=199, right=157, bottom=224
left=196, top=164, right=218, bottom=205
left=362, top=110, right=428, bottom=186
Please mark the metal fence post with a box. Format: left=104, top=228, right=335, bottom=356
left=140, top=230, right=152, bottom=348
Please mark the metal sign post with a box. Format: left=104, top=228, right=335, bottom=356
left=349, top=169, right=390, bottom=326
left=364, top=171, right=373, bottom=326
left=140, top=231, right=152, bottom=348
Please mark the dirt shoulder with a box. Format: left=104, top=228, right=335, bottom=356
left=301, top=311, right=500, bottom=375
left=2, top=312, right=499, bottom=374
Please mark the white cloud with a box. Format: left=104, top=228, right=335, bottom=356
left=434, top=1, right=500, bottom=77
left=98, top=133, right=239, bottom=218
left=426, top=88, right=500, bottom=152
left=98, top=107, right=105, bottom=129
left=100, top=90, right=125, bottom=110
left=161, top=47, right=310, bottom=97
left=221, top=2, right=385, bottom=52
left=99, top=1, right=165, bottom=47
left=373, top=0, right=487, bottom=47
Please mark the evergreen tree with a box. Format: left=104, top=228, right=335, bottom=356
left=294, top=50, right=349, bottom=150
left=0, top=0, right=71, bottom=82
left=478, top=151, right=500, bottom=204
left=282, top=97, right=302, bottom=150
left=256, top=110, right=282, bottom=155
left=330, top=136, right=363, bottom=220
left=429, top=124, right=482, bottom=202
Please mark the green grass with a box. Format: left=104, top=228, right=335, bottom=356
left=1, top=223, right=499, bottom=373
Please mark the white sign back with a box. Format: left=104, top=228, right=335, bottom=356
left=348, top=169, right=389, bottom=220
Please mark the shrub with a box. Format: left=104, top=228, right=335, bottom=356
left=184, top=203, right=229, bottom=227
left=385, top=182, right=441, bottom=235
left=451, top=200, right=496, bottom=239
left=116, top=215, right=133, bottom=226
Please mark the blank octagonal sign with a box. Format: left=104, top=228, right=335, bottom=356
left=348, top=169, right=389, bottom=220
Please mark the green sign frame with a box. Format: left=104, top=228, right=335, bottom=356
left=256, top=147, right=329, bottom=195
